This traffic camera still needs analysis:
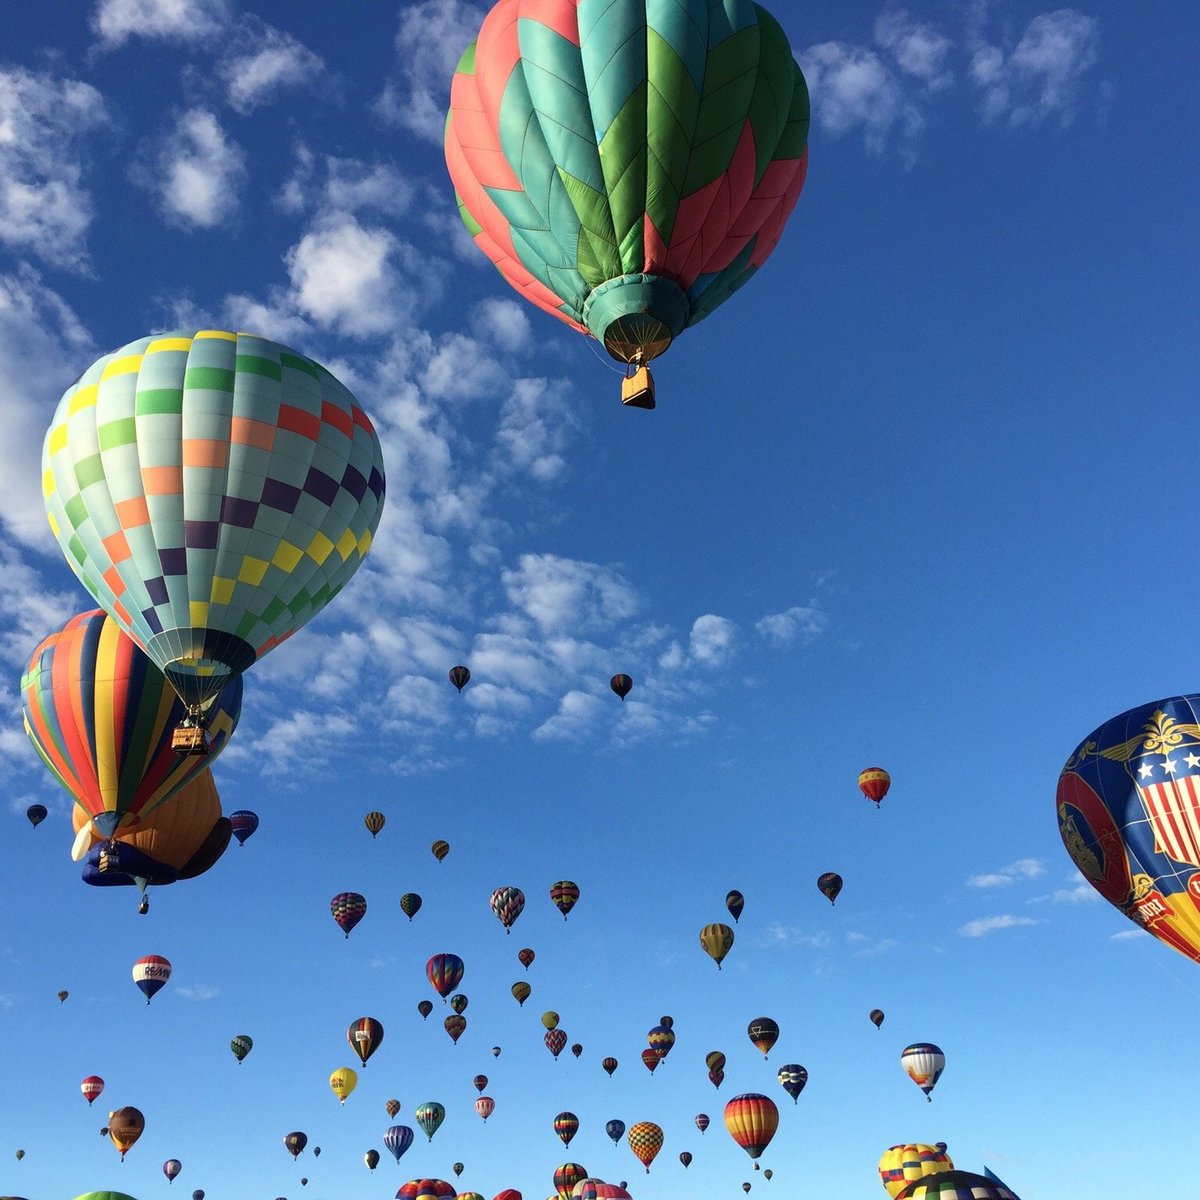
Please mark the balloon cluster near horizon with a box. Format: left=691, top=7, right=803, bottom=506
left=444, top=0, right=809, bottom=407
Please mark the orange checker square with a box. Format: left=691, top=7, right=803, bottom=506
left=101, top=564, right=127, bottom=595
left=114, top=495, right=151, bottom=527
left=141, top=465, right=184, bottom=495
left=101, top=529, right=131, bottom=563
left=183, top=439, right=229, bottom=469
left=230, top=416, right=276, bottom=450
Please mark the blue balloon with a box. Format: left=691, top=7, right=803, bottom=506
left=383, top=1124, right=413, bottom=1163
left=605, top=1119, right=625, bottom=1145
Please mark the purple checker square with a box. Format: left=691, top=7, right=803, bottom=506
left=158, top=548, right=187, bottom=577
left=367, top=466, right=384, bottom=501
left=303, top=466, right=339, bottom=506
left=221, top=495, right=259, bottom=527
left=261, top=477, right=301, bottom=513
left=144, top=576, right=169, bottom=606
left=142, top=607, right=164, bottom=634
left=339, top=464, right=367, bottom=503
left=185, top=521, right=220, bottom=549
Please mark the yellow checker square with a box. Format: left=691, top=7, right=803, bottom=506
left=100, top=354, right=143, bottom=381
left=189, top=600, right=209, bottom=626
left=271, top=541, right=303, bottom=573
left=48, top=514, right=59, bottom=537
left=48, top=425, right=69, bottom=456
left=42, top=468, right=56, bottom=497
left=68, top=384, right=99, bottom=415
left=147, top=337, right=193, bottom=355
left=358, top=529, right=373, bottom=556
left=336, top=528, right=357, bottom=561
left=306, top=531, right=335, bottom=565
left=237, top=556, right=268, bottom=586
left=196, top=330, right=237, bottom=342
left=210, top=576, right=235, bottom=605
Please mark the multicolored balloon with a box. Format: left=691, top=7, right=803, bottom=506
left=330, top=892, right=367, bottom=937
left=427, top=953, right=465, bottom=999
left=81, top=1075, right=105, bottom=1105
left=230, top=1035, right=253, bottom=1064
left=386, top=1099, right=401, bottom=1118
left=329, top=1066, right=358, bottom=1104
left=777, top=1063, right=807, bottom=1102
left=554, top=1163, right=588, bottom=1200
left=550, top=880, right=580, bottom=919
left=878, top=1144, right=954, bottom=1199
left=747, top=1017, right=779, bottom=1059
left=892, top=1171, right=1017, bottom=1199
left=449, top=665, right=471, bottom=692
left=511, top=981, right=531, bottom=1007
left=545, top=1029, right=568, bottom=1059
left=491, top=885, right=526, bottom=932
left=627, top=1122, right=663, bottom=1173
left=610, top=675, right=633, bottom=700
left=554, top=1112, right=579, bottom=1147
left=900, top=1043, right=946, bottom=1101
left=132, top=955, right=171, bottom=1004
left=817, top=872, right=843, bottom=905
left=518, top=947, right=535, bottom=969
left=418, top=1000, right=434, bottom=1020
left=858, top=767, right=891, bottom=807
left=445, top=1014, right=467, bottom=1043
left=705, top=1051, right=726, bottom=1073
left=348, top=1017, right=384, bottom=1065
left=695, top=1114, right=709, bottom=1134
left=475, top=1096, right=495, bottom=1121
left=724, top=1093, right=778, bottom=1164
left=699, top=922, right=734, bottom=969
left=647, top=1024, right=675, bottom=1060
left=415, top=1102, right=446, bottom=1141
left=229, top=810, right=258, bottom=845
left=640, top=1048, right=659, bottom=1074
left=432, top=839, right=450, bottom=861
left=42, top=331, right=386, bottom=717
left=450, top=993, right=469, bottom=1015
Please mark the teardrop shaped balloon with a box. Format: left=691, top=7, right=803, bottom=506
left=132, top=954, right=171, bottom=1004
left=550, top=880, right=580, bottom=919
left=82, top=1075, right=105, bottom=1105
left=870, top=1008, right=885, bottom=1029
left=699, top=922, right=734, bottom=969
left=229, top=810, right=258, bottom=845
left=22, top=610, right=242, bottom=838
left=512, top=981, right=531, bottom=1007
left=817, top=872, right=843, bottom=904
left=365, top=1149, right=381, bottom=1171
left=725, top=890, right=745, bottom=923
left=747, top=1017, right=779, bottom=1059
left=364, top=811, right=385, bottom=837
left=640, top=1048, right=659, bottom=1074
left=542, top=1011, right=560, bottom=1031
left=858, top=766, right=891, bottom=806
left=400, top=892, right=423, bottom=921
left=414, top=1101, right=446, bottom=1141
left=475, top=1096, right=495, bottom=1121
left=679, top=1152, right=692, bottom=1168
left=900, top=1043, right=945, bottom=1101
left=284, top=1131, right=307, bottom=1158
left=230, top=1034, right=253, bottom=1063
left=724, top=1093, right=779, bottom=1162
left=627, top=1122, right=663, bottom=1173
left=490, top=885, right=525, bottom=932
left=609, top=674, right=633, bottom=700
left=43, top=332, right=386, bottom=718
left=331, top=892, right=367, bottom=937
left=776, top=1063, right=807, bottom=1103
left=473, top=1074, right=488, bottom=1092
left=26, top=803, right=47, bottom=827
left=449, top=665, right=471, bottom=692
left=554, top=1111, right=579, bottom=1147
left=705, top=1051, right=726, bottom=1073
left=427, top=953, right=465, bottom=999
left=383, top=1125, right=413, bottom=1163
left=571, top=1042, right=583, bottom=1058
left=518, top=947, right=535, bottom=969
left=878, top=1144, right=954, bottom=1199
left=108, top=1106, right=145, bottom=1161
left=453, top=1162, right=464, bottom=1177
left=544, top=1029, right=567, bottom=1059
left=709, top=1067, right=725, bottom=1089
left=444, top=1014, right=467, bottom=1043
left=601, top=1057, right=617, bottom=1077
left=449, top=993, right=468, bottom=1015
left=431, top=839, right=450, bottom=861
left=605, top=1119, right=625, bottom=1145
left=694, top=1114, right=709, bottom=1134
left=386, top=1099, right=401, bottom=1118
left=163, top=1159, right=182, bottom=1182
left=554, top=1162, right=588, bottom=1200
left=329, top=1066, right=358, bottom=1104
left=348, top=1017, right=383, bottom=1065
left=417, top=1000, right=434, bottom=1020
left=764, top=1170, right=772, bottom=1181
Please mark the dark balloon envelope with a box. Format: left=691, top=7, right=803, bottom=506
left=817, top=872, right=843, bottom=904
left=449, top=665, right=470, bottom=692
left=1058, top=695, right=1200, bottom=964
left=725, top=889, right=744, bottom=922
left=610, top=674, right=633, bottom=700
left=26, top=803, right=47, bottom=827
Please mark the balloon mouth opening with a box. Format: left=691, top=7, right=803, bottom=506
left=603, top=315, right=674, bottom=365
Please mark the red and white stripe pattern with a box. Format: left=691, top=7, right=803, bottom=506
left=1139, top=771, right=1200, bottom=868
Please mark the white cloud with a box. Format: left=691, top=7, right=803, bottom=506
left=968, top=858, right=1045, bottom=887
left=501, top=554, right=639, bottom=636
left=875, top=10, right=954, bottom=90
left=688, top=614, right=736, bottom=666
left=136, top=108, right=246, bottom=229
left=0, top=543, right=79, bottom=669
left=0, top=68, right=109, bottom=269
left=0, top=268, right=94, bottom=547
left=423, top=333, right=507, bottom=401
left=494, top=378, right=578, bottom=482
left=472, top=298, right=532, bottom=353
left=92, top=0, right=229, bottom=46
left=1111, top=928, right=1150, bottom=941
left=234, top=708, right=361, bottom=778
left=1049, top=881, right=1101, bottom=903
left=756, top=602, right=829, bottom=646
left=959, top=914, right=1043, bottom=937
left=174, top=983, right=221, bottom=1000
left=220, top=19, right=326, bottom=113
left=970, top=10, right=1100, bottom=127
left=532, top=689, right=606, bottom=742
left=760, top=923, right=832, bottom=949
left=374, top=0, right=485, bottom=143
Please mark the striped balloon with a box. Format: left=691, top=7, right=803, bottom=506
left=554, top=1163, right=588, bottom=1200
left=427, top=953, right=465, bottom=999
left=699, top=922, right=734, bottom=969
left=900, top=1043, right=946, bottom=1100
left=330, top=892, right=367, bottom=938
left=22, top=610, right=240, bottom=839
left=878, top=1144, right=954, bottom=1199
left=445, top=0, right=809, bottom=368
left=490, top=885, right=525, bottom=932
left=723, top=1093, right=778, bottom=1162
left=42, top=331, right=385, bottom=712
left=383, top=1125, right=413, bottom=1163
left=348, top=1017, right=383, bottom=1065
left=132, top=954, right=172, bottom=1004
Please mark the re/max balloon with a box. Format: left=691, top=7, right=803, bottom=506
left=43, top=332, right=386, bottom=716
left=132, top=954, right=171, bottom=1003
left=81, top=1075, right=105, bottom=1105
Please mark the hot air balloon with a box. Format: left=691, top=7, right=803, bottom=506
left=331, top=892, right=367, bottom=937
left=449, top=666, right=471, bottom=692
left=418, top=1000, right=434, bottom=1019
left=492, top=1191, right=520, bottom=1200
left=609, top=675, right=633, bottom=700
left=132, top=955, right=171, bottom=1003
left=699, top=922, right=734, bottom=968
left=878, top=1145, right=954, bottom=1199
left=605, top=1120, right=625, bottom=1145
left=647, top=1024, right=675, bottom=1060
left=194, top=1191, right=206, bottom=1199
left=870, top=1009, right=885, bottom=1029
left=365, top=811, right=386, bottom=837
left=42, top=332, right=386, bottom=738
left=15, top=1148, right=24, bottom=1160
left=554, top=1163, right=588, bottom=1200
left=82, top=1076, right=105, bottom=1105
left=705, top=1051, right=726, bottom=1073
left=432, top=840, right=450, bottom=861
left=366, top=1149, right=381, bottom=1171
left=415, top=1102, right=446, bottom=1141
left=1056, top=695, right=1200, bottom=964
left=453, top=1162, right=465, bottom=1177
left=473, top=1074, right=488, bottom=1092
left=709, top=1068, right=725, bottom=1089
left=571, top=1183, right=630, bottom=1200
left=571, top=1042, right=583, bottom=1058
left=329, top=1067, right=358, bottom=1104
left=894, top=1171, right=1018, bottom=1199
left=640, top=1048, right=659, bottom=1074
left=427, top=953, right=465, bottom=999
left=679, top=1152, right=692, bottom=1168
left=400, top=893, right=423, bottom=921
left=743, top=1185, right=751, bottom=1194
left=313, top=1147, right=320, bottom=1158
left=108, top=1107, right=145, bottom=1160
left=384, top=1125, right=414, bottom=1163
left=164, top=1159, right=182, bottom=1183
left=542, top=1011, right=560, bottom=1031
left=386, top=1099, right=401, bottom=1117
left=695, top=1114, right=709, bottom=1134
left=602, top=1057, right=618, bottom=1077
left=554, top=1112, right=579, bottom=1147
left=22, top=610, right=242, bottom=837
left=231, top=1035, right=253, bottom=1063
left=764, top=1170, right=772, bottom=1182
left=230, top=810, right=259, bottom=845
left=490, top=886, right=525, bottom=932
left=626, top=1122, right=663, bottom=1173
left=26, top=803, right=47, bottom=827
left=725, top=890, right=745, bottom=923
left=858, top=767, right=891, bottom=807
left=901, top=1043, right=945, bottom=1101
left=348, top=1017, right=383, bottom=1065
left=512, top=981, right=531, bottom=1007
left=777, top=1063, right=807, bottom=1102
left=518, top=947, right=535, bottom=969
left=747, top=1017, right=779, bottom=1059
left=724, top=1093, right=778, bottom=1166
left=284, top=1131, right=308, bottom=1158
left=475, top=1096, right=495, bottom=1121
left=58, top=989, right=69, bottom=1002
left=445, top=0, right=809, bottom=407
left=550, top=880, right=580, bottom=918
left=492, top=1045, right=501, bottom=1057
left=445, top=1014, right=467, bottom=1043
left=450, top=993, right=469, bottom=1015
left=817, top=872, right=842, bottom=905
left=545, top=1029, right=568, bottom=1059
left=660, top=1015, right=673, bottom=1028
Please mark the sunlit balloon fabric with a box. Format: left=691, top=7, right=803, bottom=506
left=878, top=1145, right=954, bottom=1199
left=894, top=1170, right=1019, bottom=1199
left=1057, top=695, right=1200, bottom=965
left=901, top=1043, right=945, bottom=1100
left=444, top=0, right=809, bottom=367
left=22, top=610, right=240, bottom=838
left=43, top=331, right=386, bottom=709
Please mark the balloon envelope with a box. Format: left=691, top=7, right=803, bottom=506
left=384, top=1125, right=414, bottom=1162
left=699, top=922, right=734, bottom=968
left=331, top=892, right=367, bottom=937
left=132, top=954, right=171, bottom=1003
left=329, top=1066, right=358, bottom=1103
left=229, top=809, right=259, bottom=845
left=858, top=767, right=891, bottom=805
left=348, top=1017, right=384, bottom=1065
left=428, top=953, right=465, bottom=998
left=878, top=1144, right=954, bottom=1199
left=817, top=872, right=843, bottom=904
left=894, top=1171, right=1019, bottom=1199
left=900, top=1043, right=946, bottom=1099
left=627, top=1122, right=663, bottom=1172
left=108, top=1106, right=145, bottom=1160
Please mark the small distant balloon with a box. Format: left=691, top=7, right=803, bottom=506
left=679, top=1152, right=692, bottom=1168
left=542, top=1010, right=560, bottom=1031
left=764, top=1170, right=772, bottom=1182
left=492, top=1045, right=501, bottom=1057
left=475, top=1096, right=495, bottom=1121
left=81, top=1075, right=105, bottom=1105
left=453, top=1162, right=464, bottom=1177
left=709, top=1068, right=725, bottom=1089
left=26, top=803, right=47, bottom=827
left=331, top=892, right=367, bottom=937
left=777, top=1063, right=808, bottom=1102
left=857, top=767, right=891, bottom=807
left=400, top=893, right=423, bottom=921
left=518, top=947, right=535, bottom=969
left=449, top=665, right=471, bottom=692
left=491, top=886, right=525, bottom=933
left=901, top=1043, right=946, bottom=1101
left=699, top=922, right=734, bottom=969
left=473, top=1074, right=488, bottom=1092
left=610, top=674, right=633, bottom=701
left=817, top=872, right=843, bottom=905
left=554, top=1111, right=579, bottom=1146
left=571, top=1042, right=583, bottom=1058
left=870, top=1009, right=885, bottom=1029
left=348, top=1017, right=384, bottom=1065
left=229, top=810, right=259, bottom=845
left=602, top=1056, right=618, bottom=1076
left=747, top=1017, right=779, bottom=1059
left=725, top=890, right=744, bottom=923
left=431, top=839, right=450, bottom=861
left=640, top=1048, right=659, bottom=1074
left=545, top=1029, right=568, bottom=1059
left=450, top=993, right=468, bottom=1015
left=386, top=1099, right=401, bottom=1117
left=550, top=880, right=580, bottom=919
left=284, top=1131, right=307, bottom=1158
left=364, top=811, right=386, bottom=837
left=695, top=1113, right=709, bottom=1134
left=512, top=981, right=531, bottom=1007
left=231, top=1035, right=253, bottom=1063
left=58, top=989, right=68, bottom=1002
left=365, top=1149, right=381, bottom=1171
left=445, top=1014, right=467, bottom=1043
left=418, top=1000, right=434, bottom=1020
left=606, top=1119, right=626, bottom=1144
left=164, top=1158, right=182, bottom=1183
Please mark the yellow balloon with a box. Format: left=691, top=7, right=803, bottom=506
left=699, top=922, right=735, bottom=969
left=541, top=1010, right=560, bottom=1031
left=877, top=1144, right=953, bottom=1198
left=329, top=1066, right=358, bottom=1104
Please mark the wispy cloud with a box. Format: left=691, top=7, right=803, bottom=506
left=175, top=983, right=221, bottom=1001
left=1111, top=927, right=1150, bottom=941
left=760, top=923, right=833, bottom=950
left=219, top=17, right=327, bottom=113
left=959, top=914, right=1043, bottom=937
left=968, top=858, right=1045, bottom=887
left=91, top=0, right=229, bottom=47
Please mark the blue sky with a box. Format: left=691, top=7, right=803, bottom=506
left=2, top=0, right=1199, bottom=1197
